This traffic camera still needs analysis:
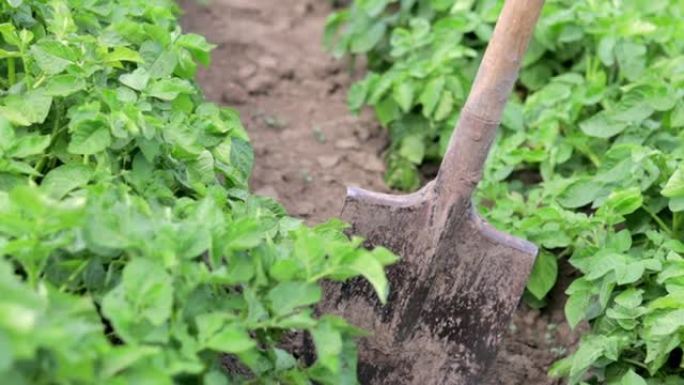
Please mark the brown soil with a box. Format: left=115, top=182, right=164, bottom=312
left=180, top=1, right=580, bottom=383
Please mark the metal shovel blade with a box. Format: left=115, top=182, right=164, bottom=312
left=322, top=185, right=536, bottom=385
left=319, top=0, right=545, bottom=384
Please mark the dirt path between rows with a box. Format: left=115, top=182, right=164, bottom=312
left=181, top=1, right=578, bottom=383
left=181, top=0, right=389, bottom=223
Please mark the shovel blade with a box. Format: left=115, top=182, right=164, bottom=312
left=321, top=187, right=537, bottom=385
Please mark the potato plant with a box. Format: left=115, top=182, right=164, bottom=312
left=326, top=0, right=684, bottom=383
left=0, top=1, right=397, bottom=384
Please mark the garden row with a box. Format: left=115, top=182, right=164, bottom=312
left=326, top=0, right=684, bottom=383
left=0, top=1, right=395, bottom=384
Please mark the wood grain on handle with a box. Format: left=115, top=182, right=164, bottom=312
left=434, top=0, right=545, bottom=217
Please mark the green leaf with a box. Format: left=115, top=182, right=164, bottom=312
left=148, top=50, right=178, bottom=79
left=147, top=78, right=195, bottom=101
left=647, top=309, right=684, bottom=336
left=68, top=120, right=112, bottom=155
left=527, top=252, right=558, bottom=300
left=579, top=112, right=628, bottom=138
left=349, top=253, right=392, bottom=303
left=30, top=40, right=74, bottom=74
left=119, top=68, right=150, bottom=91
left=419, top=77, right=445, bottom=118
left=0, top=92, right=53, bottom=126
left=597, top=36, right=616, bottom=66
left=558, top=178, right=602, bottom=209
left=602, top=187, right=643, bottom=216
left=8, top=134, right=50, bottom=158
left=122, top=259, right=173, bottom=325
left=47, top=0, right=76, bottom=38
left=570, top=336, right=605, bottom=377
left=615, top=41, right=646, bottom=81
left=433, top=91, right=454, bottom=121
left=40, top=164, right=92, bottom=199
left=398, top=134, right=425, bottom=165
left=662, top=168, right=684, bottom=198
left=358, top=0, right=389, bottom=17
left=350, top=21, right=386, bottom=54
left=621, top=369, right=647, bottom=385
left=205, top=325, right=255, bottom=353
left=267, top=282, right=322, bottom=316
left=671, top=101, right=684, bottom=128
left=393, top=80, right=414, bottom=113
left=348, top=80, right=369, bottom=112
left=0, top=116, right=14, bottom=149
left=565, top=290, right=591, bottom=329
left=42, top=74, right=86, bottom=97
left=176, top=33, right=215, bottom=66
left=104, top=46, right=142, bottom=64
left=311, top=318, right=343, bottom=374
left=374, top=96, right=400, bottom=126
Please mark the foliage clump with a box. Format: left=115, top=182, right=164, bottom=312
left=0, top=1, right=396, bottom=384
left=326, top=0, right=684, bottom=383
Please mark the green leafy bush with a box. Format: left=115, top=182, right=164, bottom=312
left=326, top=0, right=684, bottom=383
left=0, top=1, right=396, bottom=384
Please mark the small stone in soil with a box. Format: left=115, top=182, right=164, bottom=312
left=312, top=127, right=326, bottom=143
left=300, top=170, right=314, bottom=184
left=257, top=55, right=278, bottom=70
left=254, top=185, right=280, bottom=201
left=221, top=82, right=248, bottom=105
left=237, top=63, right=257, bottom=79
left=348, top=153, right=384, bottom=172
left=246, top=74, right=274, bottom=94
left=334, top=138, right=359, bottom=150
left=263, top=115, right=287, bottom=129
left=353, top=124, right=372, bottom=141
left=317, top=155, right=341, bottom=169
left=294, top=201, right=316, bottom=217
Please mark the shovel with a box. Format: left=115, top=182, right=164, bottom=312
left=320, top=0, right=545, bottom=384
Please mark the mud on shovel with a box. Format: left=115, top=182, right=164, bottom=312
left=320, top=0, right=545, bottom=384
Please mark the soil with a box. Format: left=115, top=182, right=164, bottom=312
left=180, top=1, right=581, bottom=384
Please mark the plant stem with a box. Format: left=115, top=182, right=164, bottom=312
left=32, top=104, right=63, bottom=181
left=7, top=57, right=15, bottom=86
left=673, top=212, right=681, bottom=235
left=643, top=206, right=672, bottom=236
left=622, top=357, right=649, bottom=370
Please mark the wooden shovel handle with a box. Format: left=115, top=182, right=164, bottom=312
left=434, top=0, right=544, bottom=213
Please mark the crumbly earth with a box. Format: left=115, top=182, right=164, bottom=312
left=180, top=1, right=580, bottom=383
